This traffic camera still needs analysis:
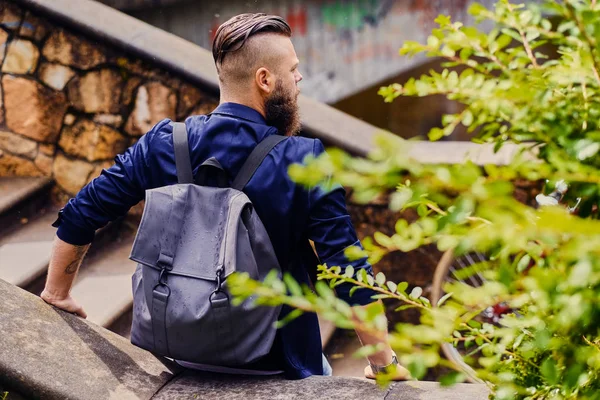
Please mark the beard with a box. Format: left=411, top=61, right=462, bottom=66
left=264, top=79, right=301, bottom=137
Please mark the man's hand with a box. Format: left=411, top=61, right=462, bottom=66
left=40, top=290, right=87, bottom=318
left=40, top=237, right=90, bottom=318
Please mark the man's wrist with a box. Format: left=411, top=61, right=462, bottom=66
left=367, top=346, right=394, bottom=366
left=369, top=351, right=398, bottom=375
left=41, top=287, right=69, bottom=302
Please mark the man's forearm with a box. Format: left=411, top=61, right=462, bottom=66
left=353, top=301, right=394, bottom=366
left=42, top=236, right=90, bottom=299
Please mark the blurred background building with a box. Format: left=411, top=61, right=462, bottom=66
left=97, top=0, right=501, bottom=140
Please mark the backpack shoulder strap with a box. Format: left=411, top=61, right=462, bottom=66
left=170, top=121, right=194, bottom=184
left=232, top=135, right=286, bottom=191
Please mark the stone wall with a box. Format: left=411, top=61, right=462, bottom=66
left=0, top=1, right=218, bottom=198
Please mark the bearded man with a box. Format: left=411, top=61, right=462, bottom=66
left=41, top=13, right=409, bottom=381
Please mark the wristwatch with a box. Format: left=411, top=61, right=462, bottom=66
left=369, top=352, right=399, bottom=375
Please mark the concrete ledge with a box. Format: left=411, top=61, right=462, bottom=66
left=14, top=0, right=526, bottom=164
left=0, top=278, right=489, bottom=400
left=154, top=371, right=490, bottom=400
left=0, top=278, right=178, bottom=400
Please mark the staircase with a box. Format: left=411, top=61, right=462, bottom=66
left=0, top=177, right=137, bottom=336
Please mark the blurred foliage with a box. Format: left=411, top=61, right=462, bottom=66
left=228, top=1, right=600, bottom=399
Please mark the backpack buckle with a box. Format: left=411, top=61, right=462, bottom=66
left=158, top=268, right=169, bottom=286
left=210, top=266, right=229, bottom=307
left=215, top=266, right=225, bottom=290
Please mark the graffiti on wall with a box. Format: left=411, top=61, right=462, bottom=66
left=128, top=0, right=502, bottom=103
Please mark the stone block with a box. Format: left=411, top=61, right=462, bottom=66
left=2, top=39, right=40, bottom=74
left=122, top=76, right=143, bottom=106
left=0, top=29, right=8, bottom=64
left=117, top=57, right=180, bottom=88
left=59, top=119, right=128, bottom=162
left=19, top=11, right=50, bottom=42
left=125, top=82, right=176, bottom=136
left=177, top=82, right=204, bottom=119
left=38, top=62, right=76, bottom=91
left=38, top=143, right=55, bottom=156
left=52, top=153, right=94, bottom=195
left=0, top=130, right=38, bottom=159
left=34, top=152, right=52, bottom=175
left=3, top=75, right=68, bottom=143
left=42, top=30, right=106, bottom=70
left=93, top=113, right=123, bottom=128
left=67, top=69, right=123, bottom=114
left=187, top=100, right=218, bottom=118
left=0, top=3, right=22, bottom=31
left=0, top=152, right=42, bottom=177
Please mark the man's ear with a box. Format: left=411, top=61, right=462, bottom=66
left=255, top=67, right=274, bottom=95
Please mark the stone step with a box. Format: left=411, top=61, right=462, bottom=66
left=0, top=177, right=53, bottom=216
left=318, top=315, right=336, bottom=348
left=71, top=234, right=137, bottom=328
left=0, top=206, right=58, bottom=287
left=326, top=330, right=367, bottom=377
left=0, top=177, right=54, bottom=241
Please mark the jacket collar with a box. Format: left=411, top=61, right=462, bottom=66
left=212, top=102, right=267, bottom=125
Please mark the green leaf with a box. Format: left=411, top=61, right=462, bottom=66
left=371, top=294, right=392, bottom=300
left=353, top=344, right=384, bottom=359
left=387, top=281, right=398, bottom=293
left=541, top=358, right=559, bottom=385
left=397, top=282, right=409, bottom=294
left=374, top=232, right=394, bottom=248
left=467, top=320, right=482, bottom=329
left=427, top=35, right=440, bottom=48
left=516, top=254, right=531, bottom=273
left=366, top=274, right=375, bottom=286
left=394, top=304, right=418, bottom=311
left=436, top=292, right=453, bottom=307
left=275, top=309, right=304, bottom=328
left=283, top=273, right=302, bottom=296
left=315, top=281, right=336, bottom=303
left=407, top=359, right=427, bottom=380
left=359, top=268, right=368, bottom=284
left=417, top=203, right=429, bottom=217
left=440, top=371, right=466, bottom=386
left=495, top=34, right=512, bottom=51
left=375, top=272, right=386, bottom=287
left=462, top=110, right=474, bottom=127
left=344, top=265, right=355, bottom=279
left=428, top=127, right=445, bottom=141
left=349, top=286, right=363, bottom=297
left=409, top=286, right=423, bottom=299
left=390, top=188, right=413, bottom=211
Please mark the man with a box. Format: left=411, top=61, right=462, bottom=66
left=41, top=13, right=409, bottom=380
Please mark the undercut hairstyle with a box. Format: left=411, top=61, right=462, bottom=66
left=212, top=13, right=292, bottom=84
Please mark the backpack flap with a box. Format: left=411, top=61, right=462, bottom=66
left=130, top=185, right=250, bottom=281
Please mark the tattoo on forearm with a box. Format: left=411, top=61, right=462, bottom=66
left=64, top=245, right=89, bottom=275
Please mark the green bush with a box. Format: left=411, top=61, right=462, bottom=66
left=228, top=1, right=600, bottom=398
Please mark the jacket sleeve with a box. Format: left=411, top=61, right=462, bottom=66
left=306, top=139, right=378, bottom=306
left=54, top=119, right=171, bottom=245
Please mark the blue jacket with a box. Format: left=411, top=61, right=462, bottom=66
left=54, top=102, right=377, bottom=379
